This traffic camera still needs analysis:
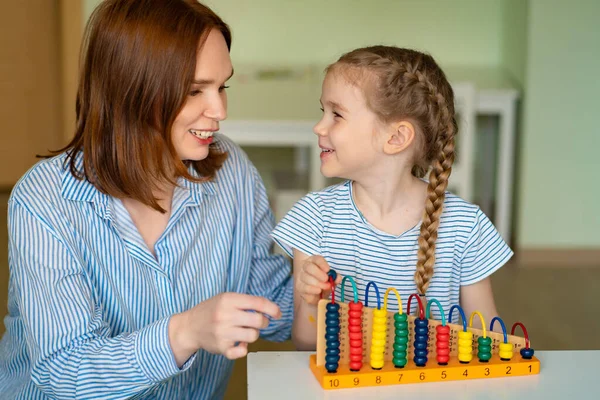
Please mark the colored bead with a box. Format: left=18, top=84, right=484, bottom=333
left=392, top=313, right=409, bottom=368
left=327, top=269, right=337, bottom=281
left=324, top=302, right=340, bottom=373
left=499, top=342, right=514, bottom=361
left=520, top=347, right=535, bottom=359
left=477, top=336, right=492, bottom=362
left=347, top=301, right=363, bottom=371
left=458, top=330, right=473, bottom=363
left=436, top=325, right=451, bottom=365
left=370, top=308, right=387, bottom=369
left=413, top=318, right=429, bottom=367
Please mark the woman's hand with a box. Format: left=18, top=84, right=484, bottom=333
left=168, top=293, right=281, bottom=366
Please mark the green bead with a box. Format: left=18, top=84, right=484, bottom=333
left=478, top=337, right=492, bottom=346
left=393, top=357, right=408, bottom=367
left=393, top=343, right=407, bottom=352
left=395, top=329, right=409, bottom=338
left=478, top=344, right=492, bottom=354
left=395, top=334, right=409, bottom=345
left=393, top=350, right=407, bottom=359
left=394, top=313, right=408, bottom=322
left=478, top=351, right=492, bottom=361
left=394, top=321, right=409, bottom=330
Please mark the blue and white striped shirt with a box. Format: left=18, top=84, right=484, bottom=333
left=271, top=180, right=512, bottom=319
left=0, top=134, right=293, bottom=399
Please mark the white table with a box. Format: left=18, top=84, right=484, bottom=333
left=247, top=351, right=600, bottom=399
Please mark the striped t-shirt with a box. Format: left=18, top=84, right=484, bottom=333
left=271, top=180, right=512, bottom=320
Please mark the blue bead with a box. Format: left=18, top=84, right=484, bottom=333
left=325, top=363, right=338, bottom=372
left=325, top=319, right=340, bottom=327
left=414, top=356, right=428, bottom=366
left=414, top=349, right=428, bottom=358
left=328, top=270, right=337, bottom=281
left=325, top=333, right=339, bottom=341
left=326, top=303, right=340, bottom=311
left=414, top=319, right=428, bottom=327
left=326, top=340, right=340, bottom=349
left=325, top=354, right=341, bottom=364
left=326, top=311, right=340, bottom=319
left=415, top=334, right=428, bottom=342
left=326, top=347, right=341, bottom=356
left=415, top=326, right=429, bottom=335
left=414, top=341, right=428, bottom=350
left=326, top=326, right=339, bottom=335
left=520, top=348, right=535, bottom=359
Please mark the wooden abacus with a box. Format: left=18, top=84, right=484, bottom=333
left=310, top=273, right=540, bottom=390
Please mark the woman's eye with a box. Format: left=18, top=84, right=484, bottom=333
left=189, top=90, right=201, bottom=97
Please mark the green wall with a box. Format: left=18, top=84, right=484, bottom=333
left=83, top=0, right=600, bottom=249
left=85, top=0, right=505, bottom=68
left=518, top=0, right=600, bottom=248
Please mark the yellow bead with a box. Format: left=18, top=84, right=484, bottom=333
left=499, top=343, right=513, bottom=360
left=373, top=317, right=387, bottom=325
left=373, top=309, right=387, bottom=317
left=458, top=352, right=473, bottom=362
left=458, top=331, right=473, bottom=340
left=373, top=331, right=386, bottom=340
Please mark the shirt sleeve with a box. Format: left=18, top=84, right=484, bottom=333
left=459, top=208, right=514, bottom=285
left=245, top=167, right=293, bottom=342
left=8, top=200, right=195, bottom=399
left=270, top=192, right=324, bottom=258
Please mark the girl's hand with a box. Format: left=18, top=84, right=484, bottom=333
left=295, top=255, right=341, bottom=305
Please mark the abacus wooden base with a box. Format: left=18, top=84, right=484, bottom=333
left=309, top=354, right=540, bottom=390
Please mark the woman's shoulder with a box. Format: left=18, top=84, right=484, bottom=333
left=10, top=153, right=70, bottom=205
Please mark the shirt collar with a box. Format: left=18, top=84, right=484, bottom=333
left=60, top=152, right=217, bottom=210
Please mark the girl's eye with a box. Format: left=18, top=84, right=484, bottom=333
left=320, top=107, right=324, bottom=112
left=333, top=111, right=342, bottom=118
left=219, top=85, right=230, bottom=92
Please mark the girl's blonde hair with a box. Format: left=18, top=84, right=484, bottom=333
left=328, top=46, right=458, bottom=296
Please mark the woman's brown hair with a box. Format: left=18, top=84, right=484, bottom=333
left=51, top=0, right=230, bottom=212
left=328, top=46, right=458, bottom=296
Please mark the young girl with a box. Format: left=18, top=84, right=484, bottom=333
left=272, top=46, right=513, bottom=350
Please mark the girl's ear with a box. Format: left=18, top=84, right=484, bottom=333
left=383, top=120, right=415, bottom=155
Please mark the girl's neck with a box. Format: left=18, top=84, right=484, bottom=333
left=351, top=171, right=428, bottom=236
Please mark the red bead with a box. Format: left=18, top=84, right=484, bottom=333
left=437, top=340, right=449, bottom=349
left=349, top=325, right=362, bottom=333
left=437, top=355, right=450, bottom=364
left=437, top=325, right=450, bottom=334
left=350, top=354, right=363, bottom=362
left=350, top=339, right=362, bottom=348
left=349, top=301, right=363, bottom=311
left=349, top=332, right=362, bottom=340
left=350, top=361, right=363, bottom=370
left=349, top=310, right=362, bottom=319
left=437, top=347, right=450, bottom=356
left=437, top=333, right=450, bottom=342
left=350, top=346, right=363, bottom=355
left=349, top=317, right=362, bottom=326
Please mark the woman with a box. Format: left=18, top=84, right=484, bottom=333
left=0, top=1, right=292, bottom=398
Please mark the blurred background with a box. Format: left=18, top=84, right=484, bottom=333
left=1, top=1, right=599, bottom=399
